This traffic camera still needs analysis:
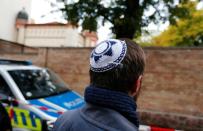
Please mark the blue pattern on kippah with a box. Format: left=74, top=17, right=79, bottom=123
left=91, top=41, right=127, bottom=72
left=94, top=55, right=102, bottom=63
left=92, top=41, right=114, bottom=62
left=109, top=41, right=116, bottom=45
left=94, top=42, right=110, bottom=55
left=104, top=48, right=113, bottom=56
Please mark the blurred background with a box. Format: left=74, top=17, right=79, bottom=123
left=0, top=0, right=203, bottom=130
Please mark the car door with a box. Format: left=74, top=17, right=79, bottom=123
left=0, top=73, right=43, bottom=131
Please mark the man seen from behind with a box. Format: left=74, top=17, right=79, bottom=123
left=53, top=38, right=146, bottom=131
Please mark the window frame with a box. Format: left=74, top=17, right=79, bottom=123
left=0, top=73, right=14, bottom=97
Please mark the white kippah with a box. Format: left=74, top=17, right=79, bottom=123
left=90, top=39, right=127, bottom=72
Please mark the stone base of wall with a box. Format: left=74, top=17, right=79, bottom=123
left=139, top=109, right=203, bottom=131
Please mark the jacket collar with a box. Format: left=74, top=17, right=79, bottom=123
left=80, top=103, right=138, bottom=131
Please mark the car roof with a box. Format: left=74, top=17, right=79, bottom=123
left=0, top=65, right=42, bottom=71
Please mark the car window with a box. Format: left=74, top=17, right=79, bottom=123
left=8, top=69, right=70, bottom=100
left=0, top=74, right=13, bottom=97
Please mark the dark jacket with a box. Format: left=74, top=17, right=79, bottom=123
left=0, top=102, right=12, bottom=131
left=53, top=103, right=138, bottom=131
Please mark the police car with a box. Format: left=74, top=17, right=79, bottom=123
left=0, top=59, right=84, bottom=131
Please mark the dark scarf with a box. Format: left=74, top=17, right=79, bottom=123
left=84, top=85, right=139, bottom=128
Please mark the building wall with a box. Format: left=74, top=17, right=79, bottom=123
left=139, top=48, right=203, bottom=115
left=17, top=24, right=97, bottom=47
left=23, top=25, right=83, bottom=47
left=0, top=0, right=32, bottom=42
left=43, top=47, right=203, bottom=116
left=1, top=46, right=203, bottom=130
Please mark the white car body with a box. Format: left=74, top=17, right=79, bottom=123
left=0, top=61, right=84, bottom=130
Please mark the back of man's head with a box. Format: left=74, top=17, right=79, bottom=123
left=89, top=38, right=145, bottom=93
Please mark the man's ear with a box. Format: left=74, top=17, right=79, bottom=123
left=130, top=75, right=143, bottom=99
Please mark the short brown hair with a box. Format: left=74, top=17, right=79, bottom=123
left=90, top=38, right=145, bottom=92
